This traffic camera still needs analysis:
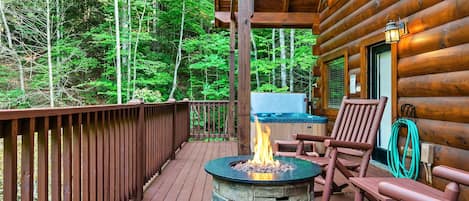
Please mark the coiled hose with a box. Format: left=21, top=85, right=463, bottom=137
left=387, top=118, right=420, bottom=180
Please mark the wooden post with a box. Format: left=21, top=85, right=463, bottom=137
left=135, top=101, right=145, bottom=201
left=228, top=0, right=236, bottom=140
left=169, top=99, right=177, bottom=159
left=237, top=0, right=252, bottom=155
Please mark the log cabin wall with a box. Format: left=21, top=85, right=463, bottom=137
left=314, top=0, right=469, bottom=200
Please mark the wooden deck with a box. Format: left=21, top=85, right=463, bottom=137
left=143, top=141, right=391, bottom=201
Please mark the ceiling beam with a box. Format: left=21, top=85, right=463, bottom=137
left=215, top=11, right=319, bottom=28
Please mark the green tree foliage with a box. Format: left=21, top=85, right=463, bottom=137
left=0, top=0, right=317, bottom=108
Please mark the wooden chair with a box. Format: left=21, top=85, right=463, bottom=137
left=294, top=96, right=388, bottom=201
left=350, top=165, right=469, bottom=201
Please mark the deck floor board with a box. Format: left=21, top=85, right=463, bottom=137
left=143, top=141, right=391, bottom=201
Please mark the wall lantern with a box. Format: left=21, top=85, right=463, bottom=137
left=385, top=19, right=408, bottom=44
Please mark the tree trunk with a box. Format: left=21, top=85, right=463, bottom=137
left=289, top=29, right=295, bottom=92
left=0, top=1, right=25, bottom=93
left=56, top=0, right=62, bottom=100
left=279, top=28, right=287, bottom=88
left=250, top=31, right=260, bottom=90
left=132, top=0, right=148, bottom=99
left=114, top=0, right=122, bottom=104
left=126, top=0, right=132, bottom=101
left=168, top=0, right=186, bottom=100
left=271, top=28, right=276, bottom=88
left=46, top=0, right=54, bottom=107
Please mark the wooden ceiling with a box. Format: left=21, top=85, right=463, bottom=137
left=214, top=0, right=321, bottom=28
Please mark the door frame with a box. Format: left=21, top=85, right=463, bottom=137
left=359, top=34, right=398, bottom=165
left=368, top=42, right=391, bottom=164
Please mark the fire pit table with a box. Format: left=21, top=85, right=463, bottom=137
left=205, top=155, right=321, bottom=201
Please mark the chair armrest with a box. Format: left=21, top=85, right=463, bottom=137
left=433, top=165, right=469, bottom=186
left=295, top=134, right=333, bottom=142
left=378, top=182, right=441, bottom=201
left=324, top=140, right=373, bottom=150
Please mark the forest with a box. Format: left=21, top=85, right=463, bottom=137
left=0, top=0, right=317, bottom=109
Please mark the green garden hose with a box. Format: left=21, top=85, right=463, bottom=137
left=387, top=118, right=420, bottom=180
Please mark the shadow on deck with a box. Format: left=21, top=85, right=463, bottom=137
left=142, top=141, right=391, bottom=201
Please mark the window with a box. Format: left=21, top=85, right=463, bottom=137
left=327, top=57, right=345, bottom=109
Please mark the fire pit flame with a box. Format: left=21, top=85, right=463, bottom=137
left=232, top=117, right=294, bottom=173
left=249, top=117, right=279, bottom=167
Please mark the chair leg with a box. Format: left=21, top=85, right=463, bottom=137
left=321, top=149, right=338, bottom=201
left=354, top=188, right=364, bottom=201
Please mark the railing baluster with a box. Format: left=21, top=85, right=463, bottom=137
left=51, top=116, right=62, bottom=201
left=103, top=111, right=110, bottom=201
left=90, top=112, right=97, bottom=201
left=72, top=114, right=82, bottom=201
left=4, top=119, right=18, bottom=201
left=124, top=109, right=130, bottom=199
left=38, top=117, right=49, bottom=201
left=218, top=102, right=221, bottom=136
left=82, top=113, right=90, bottom=201
left=136, top=103, right=145, bottom=200
left=21, top=118, right=35, bottom=201
left=119, top=109, right=125, bottom=200
left=130, top=109, right=135, bottom=196
left=109, top=111, right=116, bottom=201
left=144, top=108, right=149, bottom=180
left=97, top=112, right=104, bottom=201
left=63, top=115, right=73, bottom=201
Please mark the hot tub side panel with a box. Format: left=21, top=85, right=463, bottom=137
left=250, top=122, right=327, bottom=154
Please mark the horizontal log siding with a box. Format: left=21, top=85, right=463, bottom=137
left=317, top=0, right=469, bottom=199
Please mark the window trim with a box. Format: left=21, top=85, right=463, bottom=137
left=320, top=49, right=348, bottom=112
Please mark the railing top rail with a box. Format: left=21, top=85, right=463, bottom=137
left=189, top=100, right=237, bottom=103
left=0, top=104, right=139, bottom=120
left=0, top=101, right=190, bottom=121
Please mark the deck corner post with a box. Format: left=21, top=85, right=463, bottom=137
left=136, top=101, right=145, bottom=201
left=237, top=0, right=253, bottom=155
left=170, top=99, right=177, bottom=160
left=183, top=98, right=191, bottom=142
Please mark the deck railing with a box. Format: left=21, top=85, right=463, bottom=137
left=189, top=101, right=237, bottom=139
left=0, top=100, right=190, bottom=201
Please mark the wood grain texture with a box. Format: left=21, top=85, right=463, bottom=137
left=398, top=43, right=469, bottom=78
left=72, top=114, right=81, bottom=201
left=51, top=116, right=62, bottom=201
left=319, top=0, right=348, bottom=22
left=318, top=0, right=397, bottom=44
left=398, top=97, right=469, bottom=123
left=405, top=0, right=469, bottom=35
left=63, top=115, right=73, bottom=201
left=398, top=70, right=469, bottom=97
left=399, top=16, right=469, bottom=58
left=320, top=0, right=441, bottom=54
left=4, top=120, right=18, bottom=201
left=20, top=118, right=35, bottom=201
left=407, top=118, right=469, bottom=150
left=237, top=0, right=252, bottom=155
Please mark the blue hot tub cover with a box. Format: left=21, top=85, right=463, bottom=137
left=251, top=113, right=328, bottom=123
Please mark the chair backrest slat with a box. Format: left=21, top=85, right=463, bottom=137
left=345, top=104, right=360, bottom=142
left=328, top=96, right=387, bottom=156
left=361, top=105, right=377, bottom=143
left=335, top=105, right=349, bottom=141
left=350, top=104, right=365, bottom=142
left=338, top=105, right=353, bottom=141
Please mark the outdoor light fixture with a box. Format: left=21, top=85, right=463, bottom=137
left=385, top=19, right=408, bottom=44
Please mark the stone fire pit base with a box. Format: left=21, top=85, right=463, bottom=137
left=212, top=177, right=313, bottom=201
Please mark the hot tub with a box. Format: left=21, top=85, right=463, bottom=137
left=251, top=113, right=328, bottom=154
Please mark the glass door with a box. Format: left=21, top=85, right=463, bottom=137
left=368, top=42, right=392, bottom=165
